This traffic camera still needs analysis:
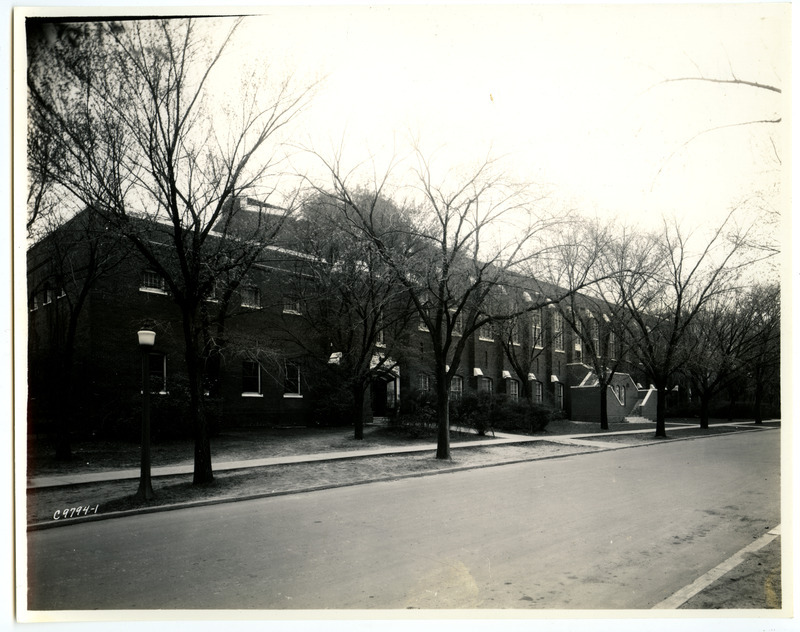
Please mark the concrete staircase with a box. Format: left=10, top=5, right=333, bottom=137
left=624, top=415, right=653, bottom=424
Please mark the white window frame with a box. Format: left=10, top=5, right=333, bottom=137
left=148, top=353, right=168, bottom=395
left=241, top=286, right=261, bottom=309
left=609, top=330, right=617, bottom=360
left=478, top=322, right=494, bottom=342
left=533, top=380, right=543, bottom=404
left=140, top=270, right=167, bottom=295
left=449, top=375, right=463, bottom=400
left=283, top=362, right=302, bottom=398
left=418, top=373, right=431, bottom=393
left=553, top=311, right=564, bottom=352
left=241, top=360, right=263, bottom=397
left=507, top=378, right=520, bottom=399
left=531, top=310, right=543, bottom=348
left=282, top=296, right=302, bottom=315
left=555, top=382, right=564, bottom=410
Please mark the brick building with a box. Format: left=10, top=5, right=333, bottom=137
left=27, top=204, right=653, bottom=438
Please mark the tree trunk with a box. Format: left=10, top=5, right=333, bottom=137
left=54, top=349, right=74, bottom=461
left=699, top=393, right=710, bottom=429
left=184, top=312, right=213, bottom=485
left=753, top=380, right=764, bottom=425
left=599, top=383, right=609, bottom=430
left=655, top=385, right=667, bottom=438
left=353, top=382, right=366, bottom=440
left=435, top=366, right=450, bottom=460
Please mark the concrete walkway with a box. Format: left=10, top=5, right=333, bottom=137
left=27, top=422, right=764, bottom=490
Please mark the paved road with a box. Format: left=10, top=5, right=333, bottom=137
left=26, top=429, right=780, bottom=610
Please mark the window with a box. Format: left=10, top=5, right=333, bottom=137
left=510, top=323, right=520, bottom=346
left=608, top=331, right=617, bottom=360
left=452, top=311, right=464, bottom=336
left=553, top=311, right=564, bottom=352
left=617, top=384, right=626, bottom=405
left=376, top=310, right=386, bottom=346
left=450, top=375, right=463, bottom=400
left=241, top=286, right=261, bottom=309
left=531, top=310, right=543, bottom=348
left=418, top=374, right=431, bottom=393
left=533, top=380, right=543, bottom=404
left=591, top=319, right=600, bottom=356
left=148, top=353, right=167, bottom=394
left=283, top=362, right=301, bottom=397
left=479, top=322, right=494, bottom=341
left=574, top=319, right=582, bottom=361
left=555, top=382, right=564, bottom=410
left=283, top=296, right=301, bottom=315
left=140, top=270, right=167, bottom=294
left=242, top=360, right=262, bottom=396
left=507, top=379, right=520, bottom=399
left=418, top=300, right=431, bottom=331
left=478, top=376, right=493, bottom=394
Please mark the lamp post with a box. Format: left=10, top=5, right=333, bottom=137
left=136, top=329, right=156, bottom=500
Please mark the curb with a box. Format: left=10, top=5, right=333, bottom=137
left=26, top=425, right=775, bottom=532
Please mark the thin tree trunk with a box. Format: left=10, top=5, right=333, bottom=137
left=184, top=312, right=213, bottom=485
left=353, top=382, right=366, bottom=440
left=655, top=385, right=667, bottom=438
left=753, top=380, right=764, bottom=425
left=699, top=393, right=710, bottom=429
left=54, top=349, right=74, bottom=461
left=599, top=383, right=609, bottom=430
left=435, top=365, right=450, bottom=460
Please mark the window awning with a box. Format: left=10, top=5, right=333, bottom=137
left=528, top=373, right=537, bottom=381
left=328, top=352, right=342, bottom=365
left=473, top=368, right=483, bottom=377
left=551, top=375, right=560, bottom=383
left=502, top=370, right=512, bottom=379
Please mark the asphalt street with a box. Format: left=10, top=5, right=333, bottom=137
left=25, top=428, right=780, bottom=611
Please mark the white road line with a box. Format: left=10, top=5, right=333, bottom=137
left=652, top=525, right=781, bottom=609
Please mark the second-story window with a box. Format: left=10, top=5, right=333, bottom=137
left=479, top=321, right=494, bottom=341
left=531, top=310, right=543, bottom=348
left=553, top=311, right=564, bottom=352
left=140, top=270, right=167, bottom=294
left=241, top=286, right=261, bottom=309
left=283, top=296, right=301, bottom=315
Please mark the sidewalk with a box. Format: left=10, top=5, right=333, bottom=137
left=27, top=422, right=763, bottom=490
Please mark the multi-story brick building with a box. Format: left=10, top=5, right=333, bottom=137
left=27, top=204, right=653, bottom=438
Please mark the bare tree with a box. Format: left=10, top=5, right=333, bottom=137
left=27, top=208, right=131, bottom=459
left=313, top=145, right=578, bottom=458
left=285, top=192, right=416, bottom=439
left=612, top=212, right=761, bottom=437
left=27, top=18, right=313, bottom=483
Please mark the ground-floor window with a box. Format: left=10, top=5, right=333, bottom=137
left=242, top=360, right=261, bottom=396
left=478, top=376, right=493, bottom=395
left=450, top=375, right=463, bottom=400
left=617, top=384, right=626, bottom=405
left=148, top=353, right=167, bottom=394
left=418, top=373, right=431, bottom=393
left=284, top=362, right=301, bottom=397
left=555, top=382, right=564, bottom=410
left=507, top=379, right=520, bottom=399
left=533, top=380, right=543, bottom=403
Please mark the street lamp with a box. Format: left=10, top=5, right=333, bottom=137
left=136, top=329, right=156, bottom=500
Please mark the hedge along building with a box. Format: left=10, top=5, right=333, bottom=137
left=27, top=200, right=653, bottom=440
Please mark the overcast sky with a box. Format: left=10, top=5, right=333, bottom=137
left=209, top=4, right=788, bottom=236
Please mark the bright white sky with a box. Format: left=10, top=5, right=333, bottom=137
left=210, top=4, right=787, bottom=238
